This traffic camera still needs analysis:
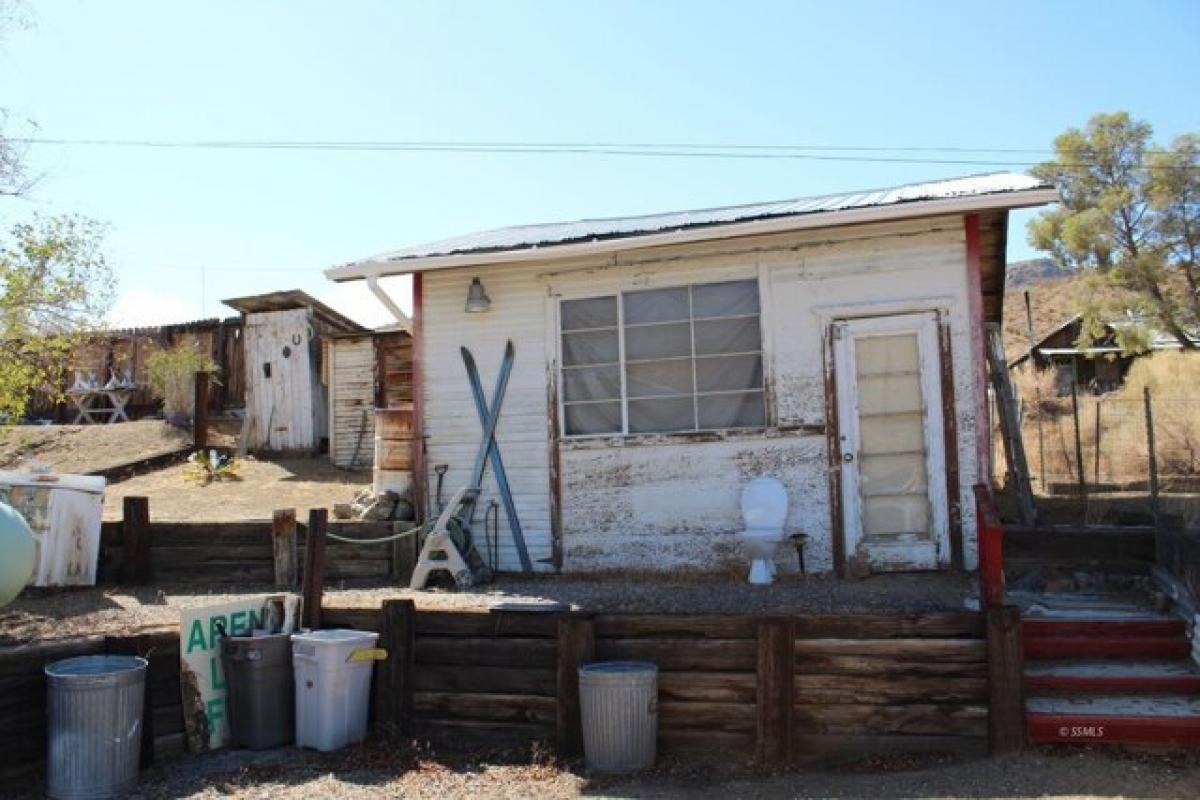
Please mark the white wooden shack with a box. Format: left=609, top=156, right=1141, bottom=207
left=327, top=174, right=1058, bottom=575
left=224, top=290, right=366, bottom=452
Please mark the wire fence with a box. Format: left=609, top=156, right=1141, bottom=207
left=995, top=389, right=1200, bottom=527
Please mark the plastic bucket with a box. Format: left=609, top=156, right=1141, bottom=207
left=45, top=655, right=147, bottom=800
left=291, top=629, right=379, bottom=751
left=578, top=661, right=657, bottom=773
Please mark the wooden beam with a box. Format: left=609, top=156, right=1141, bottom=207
left=301, top=508, right=327, bottom=630
left=122, top=496, right=151, bottom=585
left=985, top=605, right=1025, bottom=755
left=964, top=213, right=990, bottom=477
left=376, top=599, right=415, bottom=736
left=271, top=508, right=298, bottom=590
left=556, top=614, right=595, bottom=758
left=411, top=271, right=427, bottom=522
left=756, top=618, right=794, bottom=764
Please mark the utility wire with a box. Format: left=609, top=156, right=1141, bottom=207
left=9, top=137, right=1196, bottom=170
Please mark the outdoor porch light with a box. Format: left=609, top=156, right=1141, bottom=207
left=465, top=277, right=491, bottom=313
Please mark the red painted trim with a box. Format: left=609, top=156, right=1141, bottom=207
left=1024, top=637, right=1191, bottom=660
left=1028, top=713, right=1200, bottom=745
left=411, top=271, right=427, bottom=523
left=1026, top=674, right=1200, bottom=694
left=1023, top=619, right=1186, bottom=639
left=963, top=214, right=989, bottom=480
left=973, top=484, right=1004, bottom=608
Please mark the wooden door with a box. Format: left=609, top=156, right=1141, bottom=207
left=834, top=312, right=950, bottom=572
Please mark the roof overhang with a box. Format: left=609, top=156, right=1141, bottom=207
left=327, top=187, right=1058, bottom=282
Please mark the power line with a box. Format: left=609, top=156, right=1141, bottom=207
left=9, top=137, right=1196, bottom=170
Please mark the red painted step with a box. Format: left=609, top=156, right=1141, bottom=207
left=1024, top=636, right=1191, bottom=660
left=1028, top=714, right=1200, bottom=746
left=1023, top=619, right=1186, bottom=639
left=1026, top=673, right=1200, bottom=694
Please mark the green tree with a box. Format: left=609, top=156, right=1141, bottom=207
left=1029, top=112, right=1199, bottom=351
left=0, top=215, right=115, bottom=419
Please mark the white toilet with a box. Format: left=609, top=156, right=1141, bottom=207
left=739, top=477, right=789, bottom=585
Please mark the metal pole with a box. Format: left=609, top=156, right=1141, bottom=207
left=1071, top=376, right=1087, bottom=507
left=1144, top=387, right=1160, bottom=536
left=1024, top=291, right=1047, bottom=493
left=1093, top=399, right=1102, bottom=486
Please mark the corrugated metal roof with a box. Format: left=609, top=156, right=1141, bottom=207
left=355, top=172, right=1050, bottom=266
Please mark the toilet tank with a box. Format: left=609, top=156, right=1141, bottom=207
left=741, top=477, right=788, bottom=530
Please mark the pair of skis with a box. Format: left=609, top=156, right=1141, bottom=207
left=460, top=341, right=532, bottom=574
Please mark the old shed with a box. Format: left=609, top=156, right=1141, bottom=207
left=224, top=290, right=366, bottom=452
left=329, top=173, right=1057, bottom=575
left=326, top=324, right=414, bottom=469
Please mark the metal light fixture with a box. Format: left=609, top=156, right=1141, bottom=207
left=465, top=277, right=491, bottom=313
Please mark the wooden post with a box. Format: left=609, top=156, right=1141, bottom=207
left=986, top=605, right=1025, bottom=755
left=1070, top=376, right=1087, bottom=505
left=122, top=496, right=151, bottom=585
left=192, top=371, right=209, bottom=450
left=106, top=634, right=157, bottom=768
left=1093, top=400, right=1102, bottom=486
left=1144, top=387, right=1162, bottom=558
left=301, top=509, right=328, bottom=630
left=272, top=509, right=298, bottom=589
left=556, top=614, right=595, bottom=758
left=756, top=617, right=794, bottom=764
left=375, top=599, right=415, bottom=736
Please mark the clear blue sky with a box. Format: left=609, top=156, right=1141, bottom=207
left=2, top=1, right=1197, bottom=327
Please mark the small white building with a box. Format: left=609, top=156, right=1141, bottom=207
left=327, top=173, right=1057, bottom=575
left=224, top=290, right=367, bottom=452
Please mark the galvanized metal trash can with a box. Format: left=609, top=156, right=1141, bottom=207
left=578, top=661, right=657, bottom=773
left=45, top=655, right=147, bottom=800
left=221, top=633, right=294, bottom=750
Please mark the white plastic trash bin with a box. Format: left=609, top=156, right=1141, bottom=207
left=579, top=661, right=657, bottom=773
left=291, top=629, right=380, bottom=751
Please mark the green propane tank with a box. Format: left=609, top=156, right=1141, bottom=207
left=0, top=502, right=35, bottom=607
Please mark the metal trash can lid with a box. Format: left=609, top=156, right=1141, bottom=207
left=579, top=660, right=657, bottom=683
left=45, top=655, right=148, bottom=687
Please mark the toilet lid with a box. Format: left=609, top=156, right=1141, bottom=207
left=741, top=477, right=787, bottom=529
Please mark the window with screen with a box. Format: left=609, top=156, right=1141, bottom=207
left=560, top=279, right=765, bottom=436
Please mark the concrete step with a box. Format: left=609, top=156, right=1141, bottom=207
left=1025, top=659, right=1200, bottom=695
left=1027, top=694, right=1200, bottom=746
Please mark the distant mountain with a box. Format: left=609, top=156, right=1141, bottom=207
left=1005, top=257, right=1076, bottom=288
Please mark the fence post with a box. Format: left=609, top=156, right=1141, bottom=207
left=1093, top=399, right=1102, bottom=486
left=105, top=633, right=157, bottom=769
left=192, top=371, right=209, bottom=449
left=986, top=605, right=1025, bottom=754
left=1144, top=387, right=1162, bottom=551
left=376, top=599, right=415, bottom=737
left=756, top=617, right=794, bottom=765
left=122, top=496, right=152, bottom=585
left=556, top=613, right=595, bottom=758
left=301, top=509, right=328, bottom=630
left=272, top=509, right=298, bottom=590
left=1070, top=376, right=1087, bottom=506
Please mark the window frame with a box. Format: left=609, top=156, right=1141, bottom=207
left=557, top=278, right=768, bottom=439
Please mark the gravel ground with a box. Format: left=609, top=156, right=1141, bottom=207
left=1, top=572, right=974, bottom=646
left=8, top=740, right=1199, bottom=799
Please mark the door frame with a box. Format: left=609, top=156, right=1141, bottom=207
left=827, top=310, right=952, bottom=574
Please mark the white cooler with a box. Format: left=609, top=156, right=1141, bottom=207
left=291, top=629, right=379, bottom=751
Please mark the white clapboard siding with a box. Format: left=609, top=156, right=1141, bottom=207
left=329, top=337, right=377, bottom=469
left=244, top=308, right=317, bottom=450
left=422, top=266, right=554, bottom=572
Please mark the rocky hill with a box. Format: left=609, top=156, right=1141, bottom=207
left=1005, top=257, right=1077, bottom=288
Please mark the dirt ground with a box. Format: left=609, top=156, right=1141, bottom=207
left=0, top=419, right=191, bottom=474
left=1, top=572, right=975, bottom=646
left=101, top=456, right=371, bottom=521
left=9, top=739, right=1200, bottom=799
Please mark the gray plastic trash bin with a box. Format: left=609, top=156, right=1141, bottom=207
left=578, top=661, right=657, bottom=773
left=221, top=633, right=294, bottom=749
left=45, top=654, right=147, bottom=800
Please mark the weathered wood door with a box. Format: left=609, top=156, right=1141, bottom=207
left=244, top=308, right=315, bottom=450
left=833, top=312, right=949, bottom=572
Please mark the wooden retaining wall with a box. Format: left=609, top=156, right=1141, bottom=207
left=324, top=606, right=992, bottom=761
left=99, top=513, right=413, bottom=586
left=0, top=631, right=183, bottom=780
